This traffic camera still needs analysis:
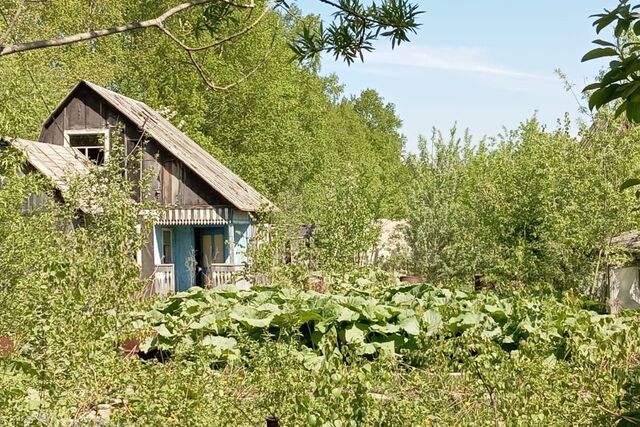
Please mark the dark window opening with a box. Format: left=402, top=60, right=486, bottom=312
left=68, top=133, right=106, bottom=164
left=162, top=229, right=173, bottom=264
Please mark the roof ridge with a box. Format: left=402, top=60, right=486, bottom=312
left=81, top=81, right=275, bottom=212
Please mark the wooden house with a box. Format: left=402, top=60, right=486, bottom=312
left=10, top=80, right=274, bottom=295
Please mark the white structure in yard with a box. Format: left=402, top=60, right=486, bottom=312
left=606, top=231, right=640, bottom=314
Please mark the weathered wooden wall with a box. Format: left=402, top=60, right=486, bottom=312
left=157, top=146, right=228, bottom=207
left=39, top=85, right=232, bottom=208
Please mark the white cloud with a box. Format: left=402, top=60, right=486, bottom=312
left=366, top=45, right=553, bottom=81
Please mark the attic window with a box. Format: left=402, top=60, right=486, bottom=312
left=64, top=130, right=110, bottom=165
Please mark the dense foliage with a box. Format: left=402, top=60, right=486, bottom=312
left=135, top=280, right=638, bottom=368
left=405, top=118, right=640, bottom=292
left=0, top=1, right=422, bottom=65
left=582, top=0, right=640, bottom=121
left=3, top=2, right=640, bottom=426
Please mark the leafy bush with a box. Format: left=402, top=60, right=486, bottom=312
left=406, top=119, right=640, bottom=293
left=121, top=281, right=640, bottom=425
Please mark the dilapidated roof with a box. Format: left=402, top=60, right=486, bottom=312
left=610, top=231, right=640, bottom=253
left=13, top=139, right=92, bottom=192
left=44, top=80, right=274, bottom=212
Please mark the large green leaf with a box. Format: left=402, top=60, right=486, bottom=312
left=229, top=307, right=274, bottom=328
left=153, top=324, right=173, bottom=338
left=422, top=309, right=443, bottom=333
left=399, top=316, right=420, bottom=336
left=201, top=335, right=237, bottom=349
left=335, top=305, right=361, bottom=323
left=189, top=314, right=219, bottom=332
left=344, top=323, right=366, bottom=344
left=589, top=84, right=621, bottom=110
left=582, top=47, right=618, bottom=62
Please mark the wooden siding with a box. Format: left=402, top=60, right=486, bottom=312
left=158, top=148, right=227, bottom=206
left=80, top=80, right=273, bottom=211
left=38, top=85, right=233, bottom=208
left=40, top=86, right=111, bottom=145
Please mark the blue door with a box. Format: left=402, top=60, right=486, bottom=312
left=194, top=227, right=226, bottom=288
left=173, top=226, right=195, bottom=292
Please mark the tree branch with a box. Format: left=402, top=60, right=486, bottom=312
left=0, top=0, right=256, bottom=57
left=186, top=24, right=277, bottom=90
left=158, top=3, right=269, bottom=52
left=0, top=0, right=26, bottom=47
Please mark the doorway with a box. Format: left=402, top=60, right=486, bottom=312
left=194, top=227, right=226, bottom=287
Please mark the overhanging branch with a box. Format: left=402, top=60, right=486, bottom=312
left=0, top=0, right=256, bottom=57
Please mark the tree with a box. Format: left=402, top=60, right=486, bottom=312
left=0, top=0, right=422, bottom=90
left=406, top=119, right=640, bottom=291
left=582, top=0, right=640, bottom=121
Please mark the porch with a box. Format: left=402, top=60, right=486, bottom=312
left=147, top=207, right=252, bottom=295
left=151, top=263, right=245, bottom=295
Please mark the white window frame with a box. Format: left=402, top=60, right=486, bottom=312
left=161, top=228, right=173, bottom=265
left=63, top=129, right=111, bottom=162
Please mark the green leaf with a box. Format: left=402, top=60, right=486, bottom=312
left=481, top=326, right=502, bottom=339
left=344, top=323, right=366, bottom=344
left=542, top=355, right=557, bottom=369
left=589, top=84, right=620, bottom=110
left=592, top=39, right=616, bottom=47
left=618, top=415, right=640, bottom=427
left=399, top=316, right=420, bottom=336
left=369, top=323, right=401, bottom=334
left=422, top=309, right=442, bottom=333
left=230, top=306, right=274, bottom=328
left=595, top=13, right=618, bottom=34
left=201, top=335, right=237, bottom=349
left=153, top=324, right=173, bottom=337
left=627, top=100, right=640, bottom=122
left=615, top=100, right=628, bottom=118
left=189, top=314, right=219, bottom=332
left=147, top=309, right=165, bottom=323
left=462, top=312, right=483, bottom=325
left=140, top=337, right=155, bottom=353
left=583, top=82, right=601, bottom=92
left=335, top=305, right=360, bottom=322
left=131, top=319, right=145, bottom=329
left=372, top=338, right=396, bottom=354
left=581, top=47, right=618, bottom=62
left=620, top=178, right=640, bottom=191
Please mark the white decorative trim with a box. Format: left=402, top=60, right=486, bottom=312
left=156, top=207, right=231, bottom=225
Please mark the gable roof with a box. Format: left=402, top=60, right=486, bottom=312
left=43, top=80, right=274, bottom=212
left=13, top=139, right=92, bottom=192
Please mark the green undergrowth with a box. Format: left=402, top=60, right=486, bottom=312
left=133, top=282, right=638, bottom=368
left=2, top=277, right=640, bottom=426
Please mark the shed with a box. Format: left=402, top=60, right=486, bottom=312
left=606, top=231, right=640, bottom=313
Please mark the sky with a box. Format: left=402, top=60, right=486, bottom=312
left=302, top=1, right=613, bottom=153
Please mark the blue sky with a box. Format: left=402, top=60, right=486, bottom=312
left=302, top=1, right=612, bottom=152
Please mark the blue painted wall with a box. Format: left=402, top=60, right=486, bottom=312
left=234, top=223, right=250, bottom=265
left=154, top=210, right=254, bottom=292
left=173, top=226, right=195, bottom=292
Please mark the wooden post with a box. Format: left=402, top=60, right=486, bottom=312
left=266, top=416, right=279, bottom=427
left=228, top=221, right=236, bottom=265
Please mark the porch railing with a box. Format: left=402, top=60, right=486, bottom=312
left=153, top=264, right=175, bottom=296
left=205, top=264, right=245, bottom=288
